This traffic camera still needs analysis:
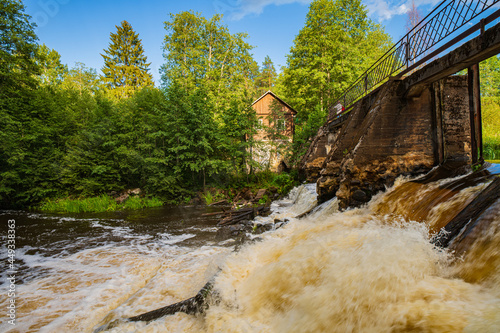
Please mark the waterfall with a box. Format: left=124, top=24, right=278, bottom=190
left=1, top=169, right=499, bottom=332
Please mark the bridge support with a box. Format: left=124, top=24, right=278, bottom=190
left=468, top=64, right=483, bottom=164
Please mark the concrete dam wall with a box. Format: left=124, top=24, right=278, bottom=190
left=299, top=75, right=472, bottom=209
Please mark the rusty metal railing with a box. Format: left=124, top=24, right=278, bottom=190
left=333, top=0, right=500, bottom=116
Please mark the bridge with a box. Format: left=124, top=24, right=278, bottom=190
left=300, top=0, right=500, bottom=208
left=329, top=0, right=500, bottom=163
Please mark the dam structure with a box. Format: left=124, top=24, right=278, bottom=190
left=299, top=0, right=500, bottom=209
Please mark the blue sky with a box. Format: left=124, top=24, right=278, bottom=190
left=23, top=0, right=443, bottom=85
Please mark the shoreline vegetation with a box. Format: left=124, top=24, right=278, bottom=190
left=38, top=171, right=299, bottom=213
left=39, top=195, right=164, bottom=213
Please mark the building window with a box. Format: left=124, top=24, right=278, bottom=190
left=277, top=119, right=286, bottom=131
left=258, top=118, right=264, bottom=127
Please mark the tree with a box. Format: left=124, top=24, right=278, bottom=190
left=479, top=55, right=500, bottom=160
left=164, top=81, right=220, bottom=189
left=160, top=11, right=258, bottom=115
left=280, top=0, right=391, bottom=161
left=255, top=55, right=277, bottom=96
left=101, top=20, right=153, bottom=98
left=405, top=0, right=421, bottom=33
left=0, top=0, right=40, bottom=95
left=220, top=92, right=258, bottom=174
left=62, top=62, right=103, bottom=95
left=281, top=0, right=391, bottom=123
left=36, top=44, right=68, bottom=86
left=480, top=55, right=500, bottom=97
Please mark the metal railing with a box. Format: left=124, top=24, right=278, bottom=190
left=333, top=0, right=500, bottom=116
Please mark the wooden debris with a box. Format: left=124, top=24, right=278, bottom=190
left=209, top=199, right=228, bottom=206
left=201, top=211, right=225, bottom=217
left=254, top=189, right=267, bottom=202
left=217, top=205, right=270, bottom=226
left=128, top=280, right=216, bottom=322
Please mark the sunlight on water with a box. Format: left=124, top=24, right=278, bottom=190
left=204, top=210, right=500, bottom=333
left=2, top=178, right=500, bottom=332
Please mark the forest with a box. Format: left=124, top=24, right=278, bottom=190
left=1, top=0, right=499, bottom=210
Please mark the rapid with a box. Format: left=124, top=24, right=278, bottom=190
left=1, top=166, right=500, bottom=332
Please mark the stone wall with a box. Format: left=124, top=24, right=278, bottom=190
left=300, top=75, right=471, bottom=209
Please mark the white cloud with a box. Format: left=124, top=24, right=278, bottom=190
left=213, top=0, right=311, bottom=20
left=364, top=0, right=442, bottom=22
left=214, top=0, right=444, bottom=22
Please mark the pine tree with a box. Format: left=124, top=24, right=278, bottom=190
left=255, top=55, right=277, bottom=96
left=101, top=20, right=153, bottom=98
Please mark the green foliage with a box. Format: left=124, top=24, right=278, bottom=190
left=39, top=194, right=163, bottom=213
left=480, top=56, right=500, bottom=97
left=2, top=1, right=399, bottom=209
left=278, top=0, right=392, bottom=164
left=255, top=55, right=277, bottom=96
left=481, top=96, right=500, bottom=161
left=123, top=196, right=163, bottom=210
left=101, top=21, right=153, bottom=99
left=36, top=44, right=68, bottom=86
left=61, top=62, right=103, bottom=94
left=0, top=0, right=40, bottom=95
left=201, top=188, right=226, bottom=205
left=258, top=194, right=269, bottom=205
left=289, top=105, right=328, bottom=165
left=40, top=194, right=117, bottom=213
left=246, top=171, right=298, bottom=195
left=164, top=81, right=221, bottom=188
left=281, top=0, right=391, bottom=123
left=160, top=11, right=258, bottom=115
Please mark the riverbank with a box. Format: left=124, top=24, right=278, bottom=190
left=38, top=171, right=299, bottom=213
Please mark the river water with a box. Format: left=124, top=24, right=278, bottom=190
left=1, top=171, right=500, bottom=332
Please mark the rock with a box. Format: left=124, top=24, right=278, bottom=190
left=115, top=193, right=129, bottom=204
left=128, top=188, right=141, bottom=195
left=242, top=189, right=253, bottom=200
left=252, top=223, right=273, bottom=234
left=352, top=189, right=370, bottom=202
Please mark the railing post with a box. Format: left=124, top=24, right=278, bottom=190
left=364, top=75, right=368, bottom=93
left=405, top=35, right=410, bottom=68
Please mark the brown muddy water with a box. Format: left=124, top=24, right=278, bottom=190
left=1, top=165, right=500, bottom=332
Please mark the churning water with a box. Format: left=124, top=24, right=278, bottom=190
left=1, top=171, right=500, bottom=332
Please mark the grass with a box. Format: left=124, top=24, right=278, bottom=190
left=482, top=97, right=500, bottom=161
left=201, top=188, right=228, bottom=205
left=39, top=194, right=164, bottom=213
left=484, top=136, right=500, bottom=161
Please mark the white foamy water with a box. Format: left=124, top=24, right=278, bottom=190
left=1, top=179, right=500, bottom=332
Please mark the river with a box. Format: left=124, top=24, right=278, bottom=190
left=1, top=168, right=500, bottom=332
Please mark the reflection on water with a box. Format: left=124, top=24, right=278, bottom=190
left=1, top=172, right=500, bottom=332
